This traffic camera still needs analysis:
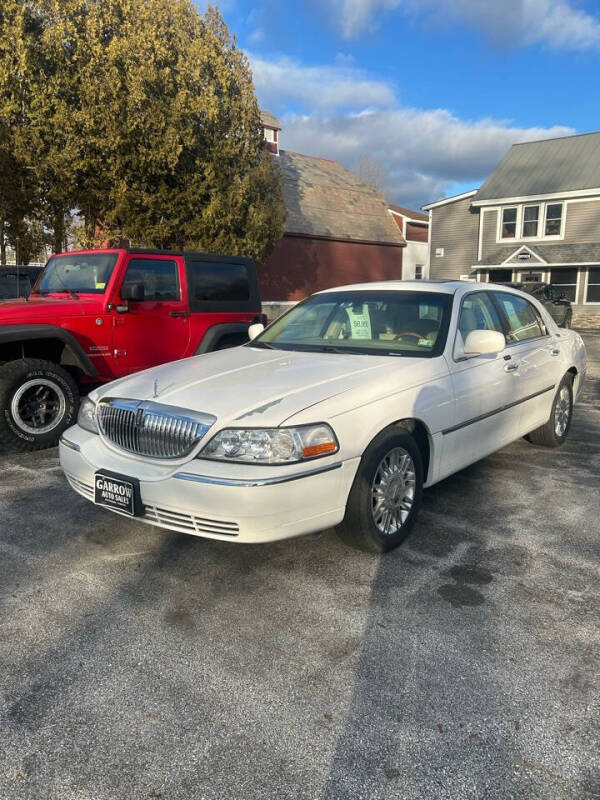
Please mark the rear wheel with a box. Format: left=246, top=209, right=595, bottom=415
left=526, top=374, right=573, bottom=448
left=336, top=428, right=423, bottom=553
left=0, top=359, right=79, bottom=451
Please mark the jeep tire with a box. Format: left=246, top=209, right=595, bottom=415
left=0, top=359, right=79, bottom=451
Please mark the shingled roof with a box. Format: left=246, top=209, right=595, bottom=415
left=475, top=131, right=600, bottom=202
left=260, top=110, right=282, bottom=130
left=279, top=150, right=405, bottom=246
left=477, top=242, right=600, bottom=265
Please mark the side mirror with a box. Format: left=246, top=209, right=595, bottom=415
left=248, top=323, right=265, bottom=341
left=121, top=283, right=145, bottom=302
left=464, top=329, right=505, bottom=357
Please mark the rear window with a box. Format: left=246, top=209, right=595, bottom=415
left=187, top=261, right=250, bottom=304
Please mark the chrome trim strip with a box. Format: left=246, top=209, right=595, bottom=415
left=174, top=461, right=343, bottom=487
left=442, top=384, right=555, bottom=435
left=59, top=436, right=81, bottom=452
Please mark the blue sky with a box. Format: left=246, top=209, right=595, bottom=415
left=211, top=0, right=600, bottom=208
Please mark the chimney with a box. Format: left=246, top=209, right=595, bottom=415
left=260, top=110, right=281, bottom=156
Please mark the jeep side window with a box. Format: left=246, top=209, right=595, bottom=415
left=188, top=262, right=250, bottom=304
left=122, top=258, right=179, bottom=301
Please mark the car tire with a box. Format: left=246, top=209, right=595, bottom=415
left=526, top=374, right=573, bottom=448
left=336, top=427, right=423, bottom=553
left=0, top=359, right=79, bottom=452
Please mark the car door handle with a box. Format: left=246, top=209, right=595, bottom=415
left=169, top=311, right=190, bottom=318
left=505, top=362, right=519, bottom=372
left=551, top=348, right=560, bottom=356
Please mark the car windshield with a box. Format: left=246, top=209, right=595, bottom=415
left=35, top=253, right=119, bottom=295
left=251, top=290, right=453, bottom=357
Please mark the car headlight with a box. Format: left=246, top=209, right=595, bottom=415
left=78, top=396, right=99, bottom=434
left=200, top=424, right=338, bottom=464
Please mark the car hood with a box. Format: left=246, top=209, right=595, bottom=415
left=0, top=294, right=103, bottom=322
left=93, top=346, right=444, bottom=430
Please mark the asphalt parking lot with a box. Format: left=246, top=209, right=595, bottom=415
left=1, top=338, right=599, bottom=800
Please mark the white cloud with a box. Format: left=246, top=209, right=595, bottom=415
left=320, top=0, right=600, bottom=50
left=249, top=52, right=574, bottom=208
left=248, top=53, right=396, bottom=110
left=280, top=109, right=573, bottom=206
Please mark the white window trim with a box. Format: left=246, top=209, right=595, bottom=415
left=583, top=266, right=600, bottom=305
left=496, top=202, right=565, bottom=244
left=521, top=204, right=541, bottom=239
left=497, top=206, right=519, bottom=243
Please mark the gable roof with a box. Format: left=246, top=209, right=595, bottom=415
left=475, top=131, right=600, bottom=203
left=279, top=150, right=405, bottom=246
left=388, top=203, right=429, bottom=223
left=422, top=189, right=478, bottom=211
left=476, top=241, right=600, bottom=266
left=260, top=110, right=282, bottom=130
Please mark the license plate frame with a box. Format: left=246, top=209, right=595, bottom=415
left=94, top=470, right=144, bottom=517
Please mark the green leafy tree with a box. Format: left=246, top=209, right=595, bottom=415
left=0, top=0, right=285, bottom=263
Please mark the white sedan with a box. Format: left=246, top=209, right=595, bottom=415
left=59, top=281, right=587, bottom=552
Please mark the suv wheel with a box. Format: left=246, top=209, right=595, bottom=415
left=0, top=359, right=79, bottom=451
left=336, top=428, right=423, bottom=552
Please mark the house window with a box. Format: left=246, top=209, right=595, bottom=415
left=550, top=268, right=577, bottom=302
left=414, top=264, right=423, bottom=279
left=545, top=203, right=563, bottom=236
left=586, top=267, right=600, bottom=303
left=522, top=205, right=540, bottom=238
left=488, top=268, right=512, bottom=283
left=264, top=127, right=276, bottom=143
left=501, top=208, right=517, bottom=238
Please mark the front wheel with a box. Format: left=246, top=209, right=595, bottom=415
left=336, top=428, right=423, bottom=552
left=0, top=359, right=79, bottom=451
left=526, top=375, right=573, bottom=447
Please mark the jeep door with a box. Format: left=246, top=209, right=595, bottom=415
left=111, top=255, right=191, bottom=375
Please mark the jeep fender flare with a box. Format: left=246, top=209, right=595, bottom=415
left=194, top=323, right=252, bottom=354
left=0, top=324, right=98, bottom=377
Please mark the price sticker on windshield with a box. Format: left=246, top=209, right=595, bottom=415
left=346, top=305, right=372, bottom=339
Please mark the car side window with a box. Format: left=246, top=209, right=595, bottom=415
left=494, top=292, right=546, bottom=342
left=122, top=258, right=179, bottom=301
left=455, top=292, right=504, bottom=358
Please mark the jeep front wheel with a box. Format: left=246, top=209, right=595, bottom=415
left=0, top=359, right=79, bottom=451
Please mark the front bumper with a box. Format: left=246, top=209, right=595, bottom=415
left=59, top=426, right=359, bottom=543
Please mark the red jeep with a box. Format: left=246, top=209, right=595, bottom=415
left=0, top=248, right=265, bottom=451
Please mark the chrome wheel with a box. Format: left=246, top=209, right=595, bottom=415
left=554, top=385, right=571, bottom=438
left=371, top=447, right=416, bottom=535
left=11, top=378, right=66, bottom=435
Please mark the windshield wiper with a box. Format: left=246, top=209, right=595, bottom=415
left=247, top=340, right=277, bottom=350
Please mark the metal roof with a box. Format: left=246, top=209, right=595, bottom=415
left=279, top=150, right=405, bottom=246
left=388, top=203, right=429, bottom=222
left=475, top=131, right=600, bottom=202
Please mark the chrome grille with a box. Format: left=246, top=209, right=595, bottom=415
left=97, top=398, right=215, bottom=459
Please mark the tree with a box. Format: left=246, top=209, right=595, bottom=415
left=0, top=1, right=285, bottom=263
left=357, top=155, right=388, bottom=194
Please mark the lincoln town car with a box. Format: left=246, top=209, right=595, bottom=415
left=59, top=281, right=586, bottom=552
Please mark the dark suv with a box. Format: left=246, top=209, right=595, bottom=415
left=503, top=282, right=572, bottom=328
left=0, top=266, right=44, bottom=300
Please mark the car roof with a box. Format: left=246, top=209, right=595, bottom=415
left=318, top=280, right=469, bottom=295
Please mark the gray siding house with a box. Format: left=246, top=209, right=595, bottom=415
left=424, top=131, right=600, bottom=327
